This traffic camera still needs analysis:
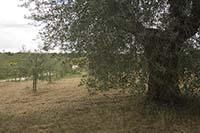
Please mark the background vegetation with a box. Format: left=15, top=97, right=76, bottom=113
left=0, top=52, right=85, bottom=81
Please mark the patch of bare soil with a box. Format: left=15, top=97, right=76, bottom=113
left=0, top=77, right=200, bottom=133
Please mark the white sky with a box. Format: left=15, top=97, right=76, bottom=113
left=0, top=0, right=40, bottom=52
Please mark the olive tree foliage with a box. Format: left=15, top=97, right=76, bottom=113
left=21, top=0, right=200, bottom=104
left=178, top=37, right=200, bottom=97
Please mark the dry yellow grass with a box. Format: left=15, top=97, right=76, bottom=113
left=0, top=77, right=200, bottom=133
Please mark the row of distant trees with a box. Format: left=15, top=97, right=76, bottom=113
left=0, top=51, right=86, bottom=93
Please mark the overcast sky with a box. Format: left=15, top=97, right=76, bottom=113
left=0, top=0, right=40, bottom=52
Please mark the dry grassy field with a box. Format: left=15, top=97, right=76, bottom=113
left=0, top=77, right=200, bottom=133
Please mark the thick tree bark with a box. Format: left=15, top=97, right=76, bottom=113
left=144, top=36, right=181, bottom=105
left=119, top=0, right=200, bottom=105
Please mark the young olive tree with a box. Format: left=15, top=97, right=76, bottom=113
left=28, top=52, right=46, bottom=93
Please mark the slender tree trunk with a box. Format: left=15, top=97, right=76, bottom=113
left=48, top=66, right=52, bottom=83
left=33, top=78, right=37, bottom=93
left=144, top=37, right=181, bottom=105
left=33, top=72, right=38, bottom=93
left=14, top=70, right=17, bottom=82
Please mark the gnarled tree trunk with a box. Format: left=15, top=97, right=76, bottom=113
left=144, top=36, right=181, bottom=105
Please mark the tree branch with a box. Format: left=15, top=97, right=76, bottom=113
left=114, top=17, right=145, bottom=36
left=168, top=0, right=200, bottom=42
